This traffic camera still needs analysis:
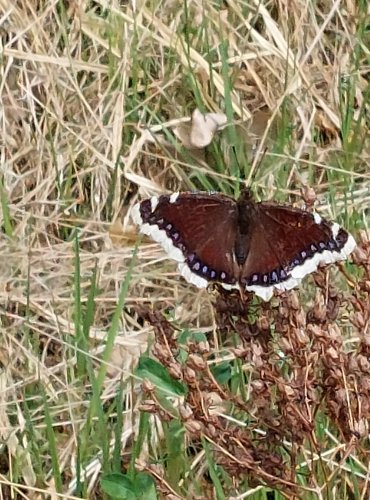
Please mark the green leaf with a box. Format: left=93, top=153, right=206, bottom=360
left=101, top=473, right=135, bottom=499
left=211, top=362, right=232, bottom=385
left=177, top=329, right=207, bottom=345
left=135, top=356, right=186, bottom=396
left=165, top=420, right=186, bottom=485
left=101, top=472, right=157, bottom=500
left=134, top=472, right=157, bottom=500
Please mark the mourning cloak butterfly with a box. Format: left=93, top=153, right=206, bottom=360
left=131, top=189, right=356, bottom=301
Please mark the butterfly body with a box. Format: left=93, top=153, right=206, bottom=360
left=131, top=189, right=356, bottom=301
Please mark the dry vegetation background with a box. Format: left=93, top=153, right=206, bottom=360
left=0, top=0, right=369, bottom=499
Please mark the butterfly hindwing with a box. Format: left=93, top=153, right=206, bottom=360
left=240, top=203, right=355, bottom=300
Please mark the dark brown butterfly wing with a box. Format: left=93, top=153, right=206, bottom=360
left=132, top=192, right=239, bottom=287
left=240, top=203, right=355, bottom=300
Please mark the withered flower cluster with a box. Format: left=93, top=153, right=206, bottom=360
left=136, top=231, right=370, bottom=496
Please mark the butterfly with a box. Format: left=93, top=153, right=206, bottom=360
left=131, top=189, right=356, bottom=301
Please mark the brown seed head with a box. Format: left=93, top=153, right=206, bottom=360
left=168, top=362, right=183, bottom=380
left=352, top=312, right=366, bottom=330
left=139, top=400, right=157, bottom=413
left=197, top=340, right=210, bottom=353
left=183, top=367, right=197, bottom=385
left=311, top=291, right=327, bottom=323
left=287, top=291, right=300, bottom=310
left=256, top=315, right=270, bottom=331
left=251, top=379, right=266, bottom=393
left=357, top=355, right=370, bottom=372
left=142, top=379, right=155, bottom=393
left=187, top=353, right=207, bottom=371
left=359, top=229, right=370, bottom=246
left=352, top=245, right=368, bottom=265
left=326, top=346, right=340, bottom=361
left=185, top=419, right=204, bottom=435
left=179, top=403, right=193, bottom=420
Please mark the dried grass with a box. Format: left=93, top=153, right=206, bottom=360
left=0, top=0, right=369, bottom=498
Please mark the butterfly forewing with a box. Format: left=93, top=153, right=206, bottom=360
left=134, top=193, right=239, bottom=286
